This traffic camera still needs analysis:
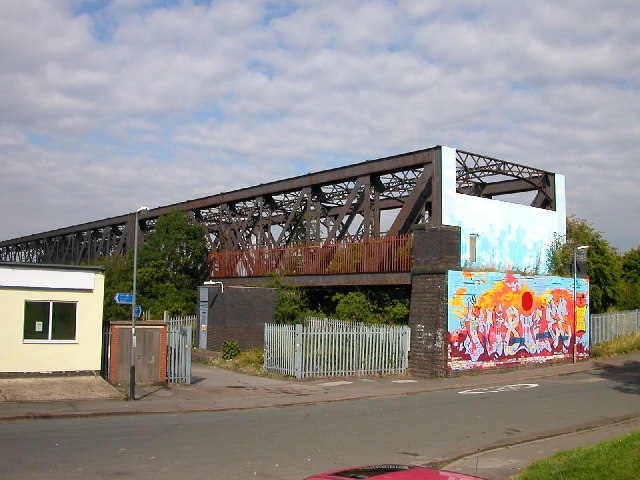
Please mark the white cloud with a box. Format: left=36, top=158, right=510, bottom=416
left=0, top=0, right=638, bottom=252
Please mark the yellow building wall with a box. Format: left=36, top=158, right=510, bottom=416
left=0, top=273, right=105, bottom=373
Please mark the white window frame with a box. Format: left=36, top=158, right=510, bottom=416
left=23, top=300, right=78, bottom=344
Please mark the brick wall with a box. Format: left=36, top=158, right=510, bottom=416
left=409, top=273, right=449, bottom=377
left=408, top=225, right=461, bottom=378
left=206, top=286, right=276, bottom=351
left=159, top=326, right=167, bottom=383
left=411, top=225, right=462, bottom=275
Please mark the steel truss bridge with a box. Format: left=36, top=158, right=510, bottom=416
left=0, top=146, right=557, bottom=270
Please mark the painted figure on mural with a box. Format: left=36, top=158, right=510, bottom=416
left=546, top=293, right=572, bottom=349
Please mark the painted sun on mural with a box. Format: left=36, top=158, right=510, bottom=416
left=447, top=271, right=590, bottom=371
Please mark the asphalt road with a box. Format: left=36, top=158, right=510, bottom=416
left=1, top=363, right=638, bottom=480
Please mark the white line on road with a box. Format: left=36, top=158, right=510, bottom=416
left=317, top=381, right=353, bottom=387
left=458, top=383, right=539, bottom=394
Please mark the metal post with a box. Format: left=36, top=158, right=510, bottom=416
left=294, top=324, right=303, bottom=379
left=130, top=206, right=148, bottom=400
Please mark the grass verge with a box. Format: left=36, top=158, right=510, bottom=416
left=513, top=430, right=640, bottom=480
left=193, top=348, right=276, bottom=377
left=591, top=331, right=640, bottom=358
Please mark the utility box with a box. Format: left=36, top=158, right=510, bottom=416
left=108, top=321, right=167, bottom=385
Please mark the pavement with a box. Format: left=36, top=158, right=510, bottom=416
left=1, top=351, right=639, bottom=480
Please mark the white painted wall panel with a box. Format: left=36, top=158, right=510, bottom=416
left=0, top=267, right=96, bottom=290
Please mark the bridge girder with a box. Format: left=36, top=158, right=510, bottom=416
left=0, top=146, right=556, bottom=265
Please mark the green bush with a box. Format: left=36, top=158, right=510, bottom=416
left=238, top=348, right=264, bottom=368
left=264, top=274, right=309, bottom=324
left=383, top=299, right=410, bottom=324
left=331, top=290, right=410, bottom=324
left=333, top=291, right=377, bottom=323
left=275, top=288, right=307, bottom=324
left=221, top=340, right=241, bottom=360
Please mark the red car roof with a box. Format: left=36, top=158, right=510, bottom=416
left=305, top=464, right=487, bottom=480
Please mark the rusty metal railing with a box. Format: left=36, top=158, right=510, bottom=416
left=209, top=234, right=413, bottom=278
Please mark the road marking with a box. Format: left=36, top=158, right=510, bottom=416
left=458, top=383, right=539, bottom=394
left=392, top=380, right=418, bottom=383
left=317, top=381, right=353, bottom=387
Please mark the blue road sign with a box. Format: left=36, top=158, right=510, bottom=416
left=114, top=292, right=134, bottom=304
left=133, top=305, right=142, bottom=317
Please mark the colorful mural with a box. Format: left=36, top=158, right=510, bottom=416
left=447, top=271, right=589, bottom=371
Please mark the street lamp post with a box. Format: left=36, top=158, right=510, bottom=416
left=130, top=206, right=149, bottom=400
left=573, top=245, right=589, bottom=364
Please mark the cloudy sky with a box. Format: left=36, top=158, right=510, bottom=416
left=1, top=0, right=638, bottom=253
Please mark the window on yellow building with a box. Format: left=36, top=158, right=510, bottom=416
left=23, top=301, right=77, bottom=342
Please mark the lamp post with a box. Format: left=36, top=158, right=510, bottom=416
left=573, top=245, right=589, bottom=364
left=130, top=206, right=149, bottom=400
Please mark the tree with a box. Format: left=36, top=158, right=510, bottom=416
left=620, top=247, right=640, bottom=310
left=264, top=275, right=310, bottom=324
left=137, top=209, right=209, bottom=317
left=85, top=253, right=133, bottom=322
left=621, top=247, right=640, bottom=282
left=547, top=215, right=621, bottom=313
left=331, top=288, right=410, bottom=325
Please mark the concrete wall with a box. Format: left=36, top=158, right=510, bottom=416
left=440, top=146, right=566, bottom=273
left=0, top=265, right=105, bottom=374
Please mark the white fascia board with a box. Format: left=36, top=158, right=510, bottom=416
left=0, top=267, right=95, bottom=291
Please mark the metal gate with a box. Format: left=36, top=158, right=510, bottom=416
left=166, top=316, right=196, bottom=384
left=101, top=324, right=111, bottom=380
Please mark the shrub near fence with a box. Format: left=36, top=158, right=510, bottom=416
left=591, top=309, right=640, bottom=345
left=264, top=317, right=410, bottom=379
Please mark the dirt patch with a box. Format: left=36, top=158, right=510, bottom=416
left=0, top=376, right=124, bottom=401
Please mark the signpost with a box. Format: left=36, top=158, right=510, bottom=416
left=114, top=292, right=134, bottom=305
left=130, top=205, right=149, bottom=401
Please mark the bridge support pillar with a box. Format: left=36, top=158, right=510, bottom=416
left=408, top=225, right=461, bottom=378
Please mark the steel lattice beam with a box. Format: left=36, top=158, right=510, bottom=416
left=455, top=150, right=555, bottom=208
left=0, top=146, right=557, bottom=264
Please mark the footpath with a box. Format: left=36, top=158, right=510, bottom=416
left=1, top=351, right=639, bottom=480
